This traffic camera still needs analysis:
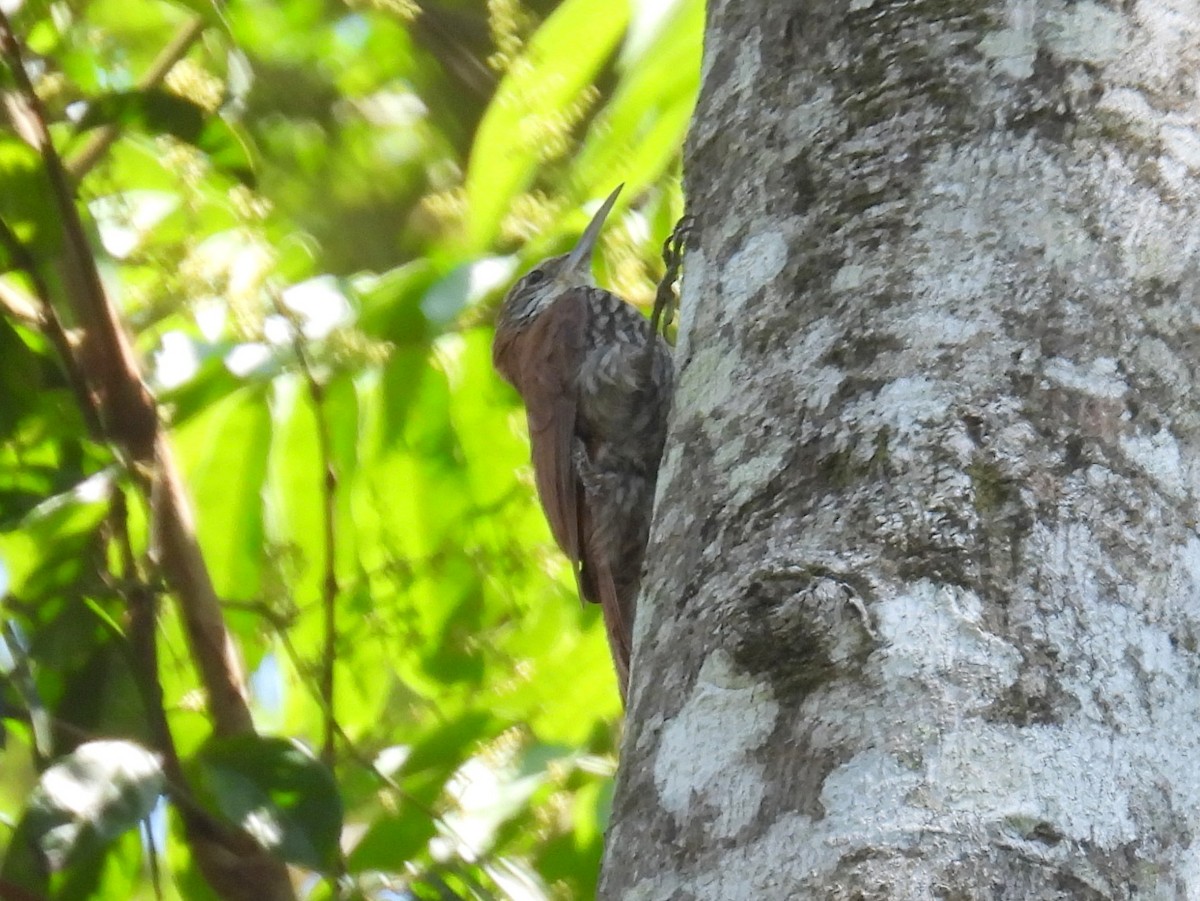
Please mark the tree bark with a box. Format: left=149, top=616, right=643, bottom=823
left=602, top=0, right=1200, bottom=897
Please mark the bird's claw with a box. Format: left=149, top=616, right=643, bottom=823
left=651, top=214, right=694, bottom=340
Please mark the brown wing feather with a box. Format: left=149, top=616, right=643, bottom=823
left=498, top=291, right=589, bottom=597
left=496, top=289, right=632, bottom=700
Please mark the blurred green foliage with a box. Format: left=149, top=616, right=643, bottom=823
left=0, top=0, right=701, bottom=896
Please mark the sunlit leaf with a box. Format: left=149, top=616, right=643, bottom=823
left=575, top=0, right=703, bottom=197
left=264, top=375, right=324, bottom=604
left=346, top=808, right=437, bottom=872
left=354, top=260, right=437, bottom=341
left=173, top=386, right=271, bottom=602
left=464, top=0, right=631, bottom=250
left=25, top=740, right=164, bottom=871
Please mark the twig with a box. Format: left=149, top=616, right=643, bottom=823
left=113, top=495, right=168, bottom=901
left=113, top=494, right=250, bottom=896
left=115, top=490, right=184, bottom=781
left=270, top=294, right=341, bottom=767
left=141, top=817, right=163, bottom=901
left=65, top=15, right=208, bottom=181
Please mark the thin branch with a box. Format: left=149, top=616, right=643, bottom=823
left=270, top=294, right=341, bottom=767
left=115, top=489, right=185, bottom=782
left=112, top=498, right=170, bottom=901
left=140, top=817, right=163, bottom=901
left=65, top=15, right=208, bottom=180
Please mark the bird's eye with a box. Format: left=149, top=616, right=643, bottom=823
left=524, top=268, right=546, bottom=287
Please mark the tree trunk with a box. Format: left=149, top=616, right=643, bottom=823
left=601, top=0, right=1200, bottom=897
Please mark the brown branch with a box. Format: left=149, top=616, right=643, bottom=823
left=0, top=15, right=296, bottom=901
left=65, top=15, right=208, bottom=181
left=0, top=21, right=158, bottom=458
left=146, top=442, right=256, bottom=736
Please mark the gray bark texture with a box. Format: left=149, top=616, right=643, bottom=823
left=600, top=0, right=1200, bottom=897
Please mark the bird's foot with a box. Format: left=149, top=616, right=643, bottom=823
left=651, top=214, right=694, bottom=341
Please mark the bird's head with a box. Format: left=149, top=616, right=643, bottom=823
left=496, top=185, right=622, bottom=331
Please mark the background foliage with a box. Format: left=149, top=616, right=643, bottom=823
left=0, top=0, right=701, bottom=896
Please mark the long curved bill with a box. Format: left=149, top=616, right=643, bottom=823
left=563, top=184, right=623, bottom=275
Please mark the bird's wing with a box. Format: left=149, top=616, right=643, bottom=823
left=520, top=289, right=588, bottom=590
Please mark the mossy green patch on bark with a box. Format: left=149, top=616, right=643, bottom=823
left=967, top=456, right=1013, bottom=513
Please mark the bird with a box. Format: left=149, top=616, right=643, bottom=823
left=492, top=186, right=674, bottom=702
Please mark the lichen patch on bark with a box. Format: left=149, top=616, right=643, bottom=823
left=653, top=650, right=779, bottom=839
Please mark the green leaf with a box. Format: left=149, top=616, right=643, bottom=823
left=574, top=0, right=702, bottom=198
left=354, top=260, right=437, bottom=341
left=0, top=136, right=61, bottom=260
left=54, top=638, right=150, bottom=746
left=173, top=386, right=271, bottom=602
left=0, top=473, right=111, bottom=599
left=463, top=0, right=631, bottom=250
left=346, top=808, right=437, bottom=872
left=75, top=90, right=256, bottom=185
left=0, top=816, right=50, bottom=897
left=264, top=376, right=323, bottom=602
left=188, top=735, right=343, bottom=869
left=25, top=740, right=164, bottom=871
left=402, top=713, right=493, bottom=784
left=53, top=823, right=143, bottom=901
left=0, top=317, right=46, bottom=436
left=158, top=348, right=246, bottom=426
